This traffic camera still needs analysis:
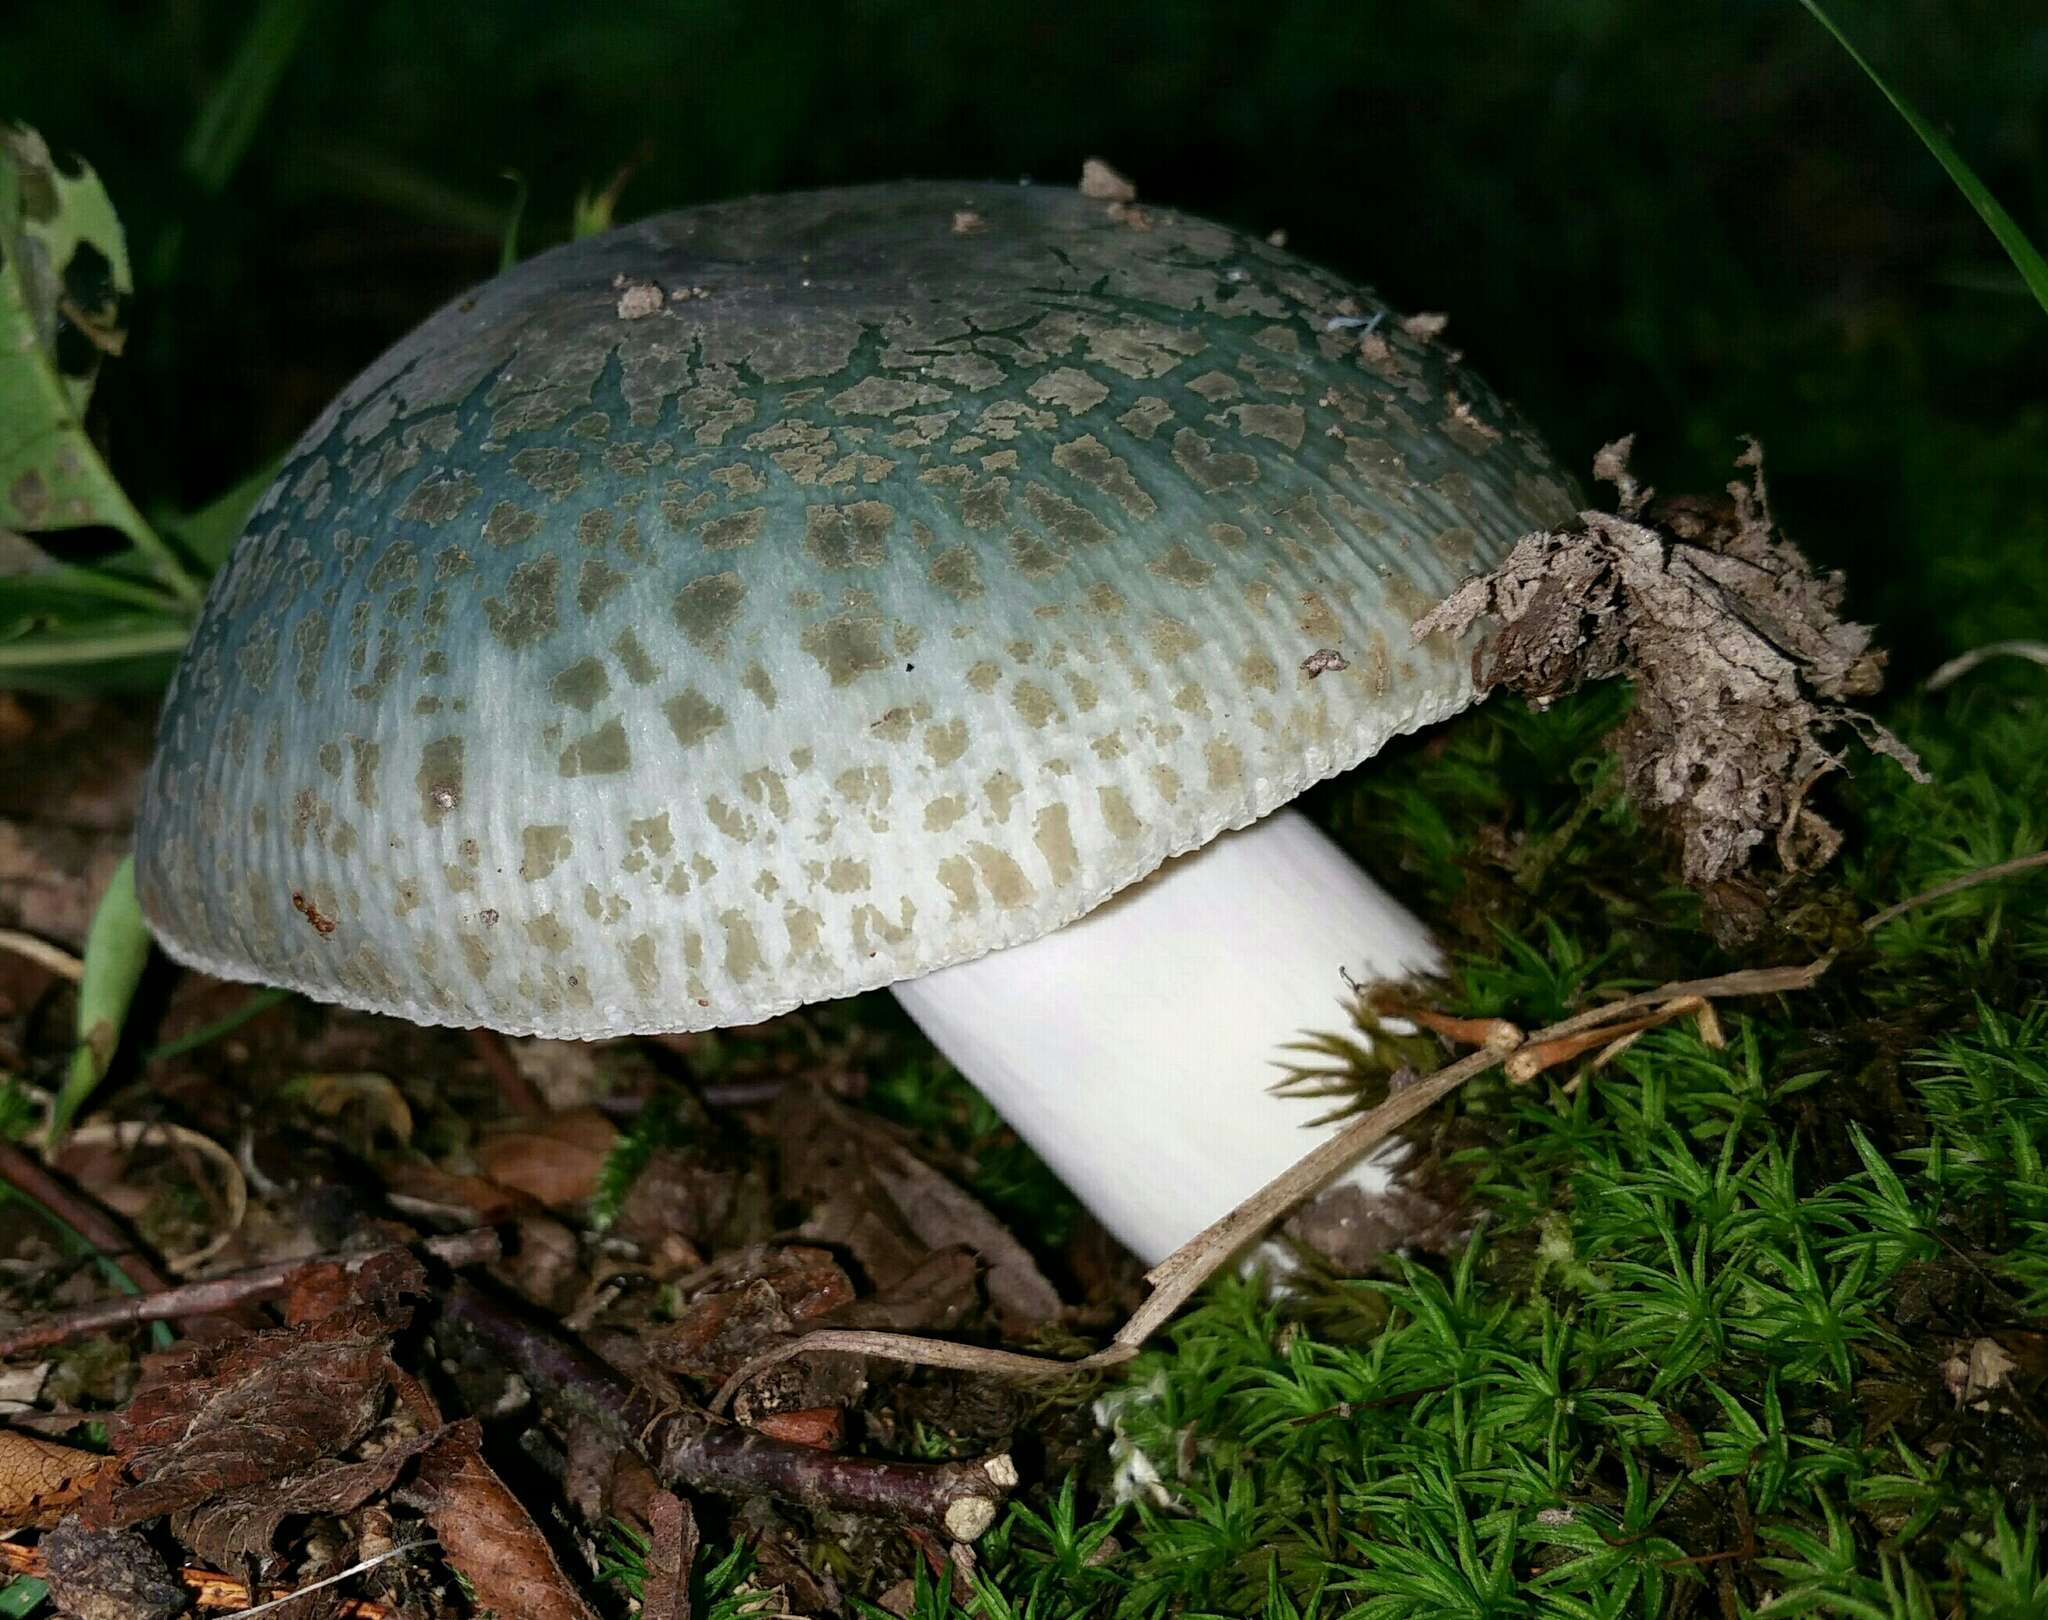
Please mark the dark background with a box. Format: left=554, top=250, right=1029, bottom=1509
left=6, top=0, right=2045, bottom=670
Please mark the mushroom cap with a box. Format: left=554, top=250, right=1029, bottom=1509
left=137, top=180, right=1576, bottom=1037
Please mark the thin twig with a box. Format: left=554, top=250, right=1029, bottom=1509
left=0, top=928, right=83, bottom=982
left=434, top=1280, right=1018, bottom=1541
left=0, top=1229, right=503, bottom=1356
left=709, top=846, right=2048, bottom=1411
left=711, top=1048, right=1502, bottom=1412
left=0, top=1137, right=173, bottom=1299
left=1924, top=639, right=2048, bottom=691
left=1858, top=848, right=2048, bottom=935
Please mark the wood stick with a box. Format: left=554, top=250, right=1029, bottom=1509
left=434, top=1280, right=1017, bottom=1541
left=0, top=1229, right=502, bottom=1357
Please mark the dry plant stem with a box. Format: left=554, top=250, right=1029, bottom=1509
left=435, top=1280, right=1017, bottom=1541
left=1857, top=849, right=2048, bottom=935
left=0, top=928, right=83, bottom=981
left=0, top=1138, right=172, bottom=1299
left=1504, top=999, right=1709, bottom=1083
left=0, top=1539, right=396, bottom=1617
left=0, top=1229, right=503, bottom=1357
left=714, top=842, right=2048, bottom=1410
left=1401, top=1008, right=1525, bottom=1048
left=1924, top=639, right=2048, bottom=691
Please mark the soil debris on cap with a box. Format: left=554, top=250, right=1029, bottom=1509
left=1077, top=157, right=1137, bottom=203
left=1414, top=436, right=1924, bottom=941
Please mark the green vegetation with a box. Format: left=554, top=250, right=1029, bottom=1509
left=818, top=671, right=2045, bottom=1617
left=4, top=0, right=2044, bottom=1612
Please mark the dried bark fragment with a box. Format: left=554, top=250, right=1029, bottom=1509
left=641, top=1490, right=700, bottom=1620
left=1414, top=438, right=1923, bottom=939
left=41, top=1520, right=184, bottom=1620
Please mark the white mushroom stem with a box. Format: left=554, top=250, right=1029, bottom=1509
left=890, top=808, right=1438, bottom=1266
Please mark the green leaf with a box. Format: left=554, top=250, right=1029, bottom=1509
left=1800, top=0, right=2048, bottom=319
left=166, top=457, right=280, bottom=571
left=0, top=126, right=199, bottom=605
left=0, top=1575, right=48, bottom=1617
left=52, top=854, right=153, bottom=1145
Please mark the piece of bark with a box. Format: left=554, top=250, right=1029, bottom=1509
left=641, top=1490, right=700, bottom=1620
left=1413, top=438, right=1922, bottom=940
left=41, top=1520, right=185, bottom=1620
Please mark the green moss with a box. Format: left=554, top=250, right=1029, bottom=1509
left=940, top=672, right=2048, bottom=1617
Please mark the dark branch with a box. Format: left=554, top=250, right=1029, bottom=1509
left=434, top=1280, right=1016, bottom=1541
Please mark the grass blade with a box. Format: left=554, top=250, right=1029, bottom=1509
left=183, top=0, right=324, bottom=196
left=1800, top=0, right=2048, bottom=318
left=52, top=856, right=152, bottom=1145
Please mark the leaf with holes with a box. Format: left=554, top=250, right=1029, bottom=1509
left=0, top=125, right=195, bottom=606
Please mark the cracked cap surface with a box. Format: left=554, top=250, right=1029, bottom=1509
left=137, top=180, right=1577, bottom=1036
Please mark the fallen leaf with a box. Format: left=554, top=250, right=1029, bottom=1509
left=751, top=1407, right=845, bottom=1451
left=1945, top=1336, right=2019, bottom=1408
left=478, top=1106, right=618, bottom=1208
left=778, top=1090, right=1061, bottom=1337
left=295, top=1070, right=416, bottom=1145
left=87, top=1250, right=424, bottom=1528
left=0, top=1426, right=103, bottom=1527
left=652, top=1245, right=854, bottom=1379
left=410, top=1419, right=601, bottom=1620
left=172, top=1425, right=443, bottom=1569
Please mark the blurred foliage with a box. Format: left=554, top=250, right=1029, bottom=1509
left=1, top=0, right=2043, bottom=672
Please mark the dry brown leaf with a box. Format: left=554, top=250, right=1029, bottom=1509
left=1414, top=438, right=1922, bottom=939
left=0, top=1426, right=103, bottom=1527
left=825, top=1246, right=981, bottom=1336
left=751, top=1406, right=845, bottom=1451
left=477, top=1106, right=619, bottom=1208
left=777, top=1090, right=1062, bottom=1337
left=1945, top=1336, right=2020, bottom=1408
left=410, top=1419, right=600, bottom=1620
left=613, top=1151, right=748, bottom=1254
left=172, top=1425, right=443, bottom=1570
left=297, top=1071, right=416, bottom=1145
left=652, top=1245, right=855, bottom=1379
left=381, top=1159, right=541, bottom=1224
left=87, top=1250, right=424, bottom=1528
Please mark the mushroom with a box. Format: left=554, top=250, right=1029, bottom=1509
left=136, top=182, right=1577, bottom=1265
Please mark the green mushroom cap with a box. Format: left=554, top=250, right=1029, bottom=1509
left=136, top=180, right=1577, bottom=1037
